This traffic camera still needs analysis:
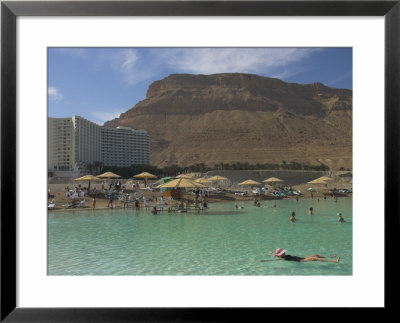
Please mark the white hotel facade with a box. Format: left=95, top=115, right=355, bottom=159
left=48, top=116, right=149, bottom=176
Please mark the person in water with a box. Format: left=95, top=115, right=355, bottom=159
left=289, top=211, right=296, bottom=222
left=337, top=212, right=345, bottom=222
left=261, top=248, right=340, bottom=263
left=308, top=207, right=313, bottom=215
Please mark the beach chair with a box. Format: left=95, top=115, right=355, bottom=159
left=77, top=199, right=86, bottom=208
left=48, top=200, right=56, bottom=210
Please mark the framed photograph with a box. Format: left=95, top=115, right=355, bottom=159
left=1, top=0, right=399, bottom=321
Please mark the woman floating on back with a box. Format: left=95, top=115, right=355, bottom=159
left=261, top=248, right=340, bottom=263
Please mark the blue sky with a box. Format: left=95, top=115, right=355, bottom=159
left=48, top=47, right=352, bottom=125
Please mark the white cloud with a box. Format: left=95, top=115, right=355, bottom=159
left=90, top=110, right=123, bottom=125
left=52, top=48, right=324, bottom=88
left=107, top=48, right=322, bottom=87
left=326, top=71, right=352, bottom=87
left=160, top=48, right=322, bottom=75
left=48, top=86, right=63, bottom=102
left=109, top=49, right=156, bottom=86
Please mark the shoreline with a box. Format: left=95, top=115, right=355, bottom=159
left=48, top=194, right=352, bottom=213
left=48, top=175, right=352, bottom=213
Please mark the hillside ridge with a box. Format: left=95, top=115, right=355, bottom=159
left=104, top=73, right=352, bottom=170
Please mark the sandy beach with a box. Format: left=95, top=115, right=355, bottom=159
left=47, top=175, right=352, bottom=212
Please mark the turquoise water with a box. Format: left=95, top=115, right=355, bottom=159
left=48, top=198, right=352, bottom=275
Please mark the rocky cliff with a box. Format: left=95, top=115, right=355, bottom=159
left=105, top=73, right=352, bottom=170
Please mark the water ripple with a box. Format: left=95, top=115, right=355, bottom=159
left=48, top=199, right=352, bottom=275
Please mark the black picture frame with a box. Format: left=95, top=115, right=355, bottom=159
left=1, top=0, right=399, bottom=321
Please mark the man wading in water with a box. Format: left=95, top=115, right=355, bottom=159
left=261, top=248, right=340, bottom=263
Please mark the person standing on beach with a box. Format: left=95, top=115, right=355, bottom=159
left=92, top=197, right=96, bottom=209
left=108, top=195, right=114, bottom=208
left=290, top=211, right=296, bottom=222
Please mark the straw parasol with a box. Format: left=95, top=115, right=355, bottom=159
left=262, top=177, right=284, bottom=184
left=208, top=175, right=228, bottom=188
left=75, top=175, right=101, bottom=182
left=134, top=172, right=157, bottom=179
left=195, top=178, right=212, bottom=184
left=176, top=174, right=194, bottom=179
left=75, top=174, right=101, bottom=190
left=97, top=171, right=121, bottom=179
left=307, top=178, right=328, bottom=185
left=208, top=175, right=228, bottom=181
left=316, top=176, right=334, bottom=182
left=157, top=178, right=207, bottom=189
left=238, top=179, right=262, bottom=196
left=134, top=172, right=158, bottom=186
left=238, top=179, right=261, bottom=186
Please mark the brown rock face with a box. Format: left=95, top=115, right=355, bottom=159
left=105, top=73, right=352, bottom=170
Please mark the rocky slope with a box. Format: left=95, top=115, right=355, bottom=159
left=105, top=73, right=352, bottom=170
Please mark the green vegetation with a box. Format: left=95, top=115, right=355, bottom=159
left=98, top=161, right=329, bottom=178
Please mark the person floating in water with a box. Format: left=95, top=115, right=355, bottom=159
left=289, top=211, right=296, bottom=222
left=261, top=248, right=339, bottom=263
left=337, top=212, right=345, bottom=222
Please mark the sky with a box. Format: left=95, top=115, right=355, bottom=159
left=48, top=47, right=352, bottom=125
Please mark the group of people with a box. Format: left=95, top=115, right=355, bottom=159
left=289, top=209, right=344, bottom=222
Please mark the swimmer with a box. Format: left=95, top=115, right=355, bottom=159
left=261, top=249, right=339, bottom=263
left=289, top=211, right=296, bottom=222
left=337, top=212, right=345, bottom=222
left=308, top=207, right=313, bottom=215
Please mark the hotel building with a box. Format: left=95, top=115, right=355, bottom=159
left=48, top=116, right=149, bottom=176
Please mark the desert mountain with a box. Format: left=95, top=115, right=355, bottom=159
left=104, top=73, right=352, bottom=170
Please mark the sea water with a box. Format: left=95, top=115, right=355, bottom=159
left=48, top=198, right=352, bottom=275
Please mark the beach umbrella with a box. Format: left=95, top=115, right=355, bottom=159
left=134, top=172, right=158, bottom=186
left=262, top=177, right=284, bottom=183
left=152, top=177, right=176, bottom=187
left=75, top=174, right=101, bottom=190
left=195, top=178, right=212, bottom=184
left=262, top=177, right=284, bottom=190
left=75, top=175, right=101, bottom=182
left=238, top=179, right=261, bottom=186
left=208, top=175, right=228, bottom=188
left=316, top=176, right=334, bottom=182
left=156, top=178, right=207, bottom=189
left=208, top=175, right=228, bottom=181
left=134, top=172, right=158, bottom=179
left=97, top=171, right=121, bottom=179
left=307, top=178, right=328, bottom=185
left=176, top=174, right=194, bottom=179
left=238, top=179, right=262, bottom=196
